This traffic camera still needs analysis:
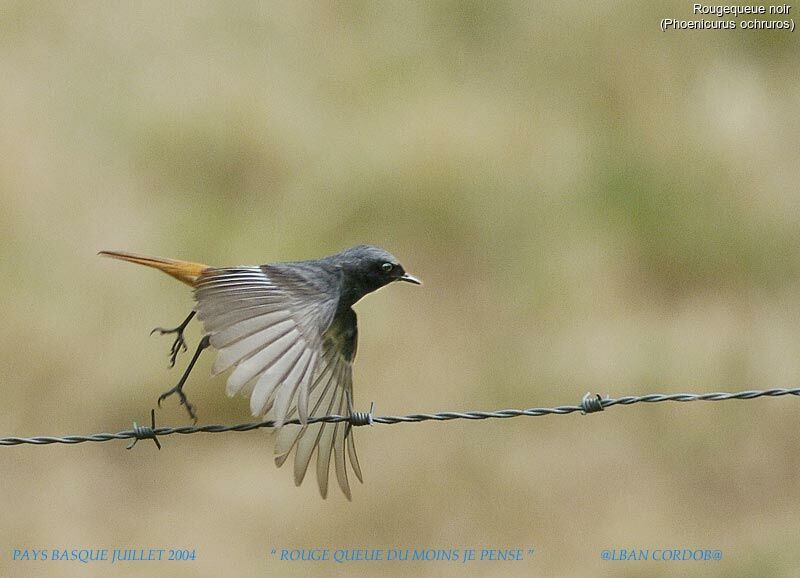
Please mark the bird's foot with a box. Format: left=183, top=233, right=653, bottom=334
left=150, top=311, right=196, bottom=368
left=151, top=326, right=188, bottom=367
left=157, top=384, right=198, bottom=423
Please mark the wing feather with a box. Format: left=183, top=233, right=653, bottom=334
left=272, top=348, right=316, bottom=426
left=314, top=366, right=343, bottom=499
left=203, top=303, right=290, bottom=333
left=273, top=352, right=340, bottom=467
left=225, top=329, right=297, bottom=395
left=211, top=322, right=298, bottom=375
left=210, top=310, right=291, bottom=349
left=344, top=382, right=363, bottom=483
left=333, top=409, right=350, bottom=499
left=249, top=338, right=306, bottom=416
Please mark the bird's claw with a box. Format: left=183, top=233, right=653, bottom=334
left=157, top=386, right=198, bottom=423
left=150, top=325, right=189, bottom=368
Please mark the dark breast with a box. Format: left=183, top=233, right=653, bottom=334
left=324, top=308, right=358, bottom=362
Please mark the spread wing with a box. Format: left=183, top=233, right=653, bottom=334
left=193, top=264, right=363, bottom=498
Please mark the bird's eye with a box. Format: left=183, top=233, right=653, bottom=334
left=381, top=262, right=393, bottom=273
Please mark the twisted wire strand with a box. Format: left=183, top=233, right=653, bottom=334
left=1, top=387, right=799, bottom=448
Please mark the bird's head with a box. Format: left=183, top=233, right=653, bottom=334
left=335, top=245, right=421, bottom=304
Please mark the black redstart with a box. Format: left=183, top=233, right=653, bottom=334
left=99, top=245, right=421, bottom=499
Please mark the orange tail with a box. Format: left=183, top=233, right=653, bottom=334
left=99, top=250, right=209, bottom=287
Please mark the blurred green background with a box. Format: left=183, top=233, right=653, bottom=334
left=1, top=1, right=799, bottom=576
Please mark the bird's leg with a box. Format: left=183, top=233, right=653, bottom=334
left=157, top=334, right=210, bottom=423
left=151, top=310, right=196, bottom=368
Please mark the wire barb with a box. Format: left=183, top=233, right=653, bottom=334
left=126, top=409, right=161, bottom=450
left=581, top=392, right=605, bottom=414
left=349, top=401, right=375, bottom=426
left=2, top=387, right=800, bottom=448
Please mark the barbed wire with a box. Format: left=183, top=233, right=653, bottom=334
left=1, top=387, right=799, bottom=449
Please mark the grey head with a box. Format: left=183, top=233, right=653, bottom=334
left=330, top=244, right=421, bottom=309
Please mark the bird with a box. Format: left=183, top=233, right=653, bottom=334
left=99, top=245, right=421, bottom=499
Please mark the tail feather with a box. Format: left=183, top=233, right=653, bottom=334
left=99, top=250, right=209, bottom=287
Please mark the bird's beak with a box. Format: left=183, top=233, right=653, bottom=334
left=399, top=273, right=422, bottom=285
